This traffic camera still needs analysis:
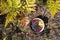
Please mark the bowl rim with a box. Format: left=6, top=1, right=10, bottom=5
left=31, top=18, right=45, bottom=33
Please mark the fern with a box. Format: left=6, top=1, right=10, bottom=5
left=20, top=0, right=36, bottom=13
left=0, top=0, right=21, bottom=26
left=5, top=12, right=17, bottom=26
left=47, top=0, right=60, bottom=18
left=26, top=0, right=36, bottom=12
left=0, top=1, right=11, bottom=15
left=0, top=0, right=36, bottom=26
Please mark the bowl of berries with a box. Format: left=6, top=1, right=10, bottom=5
left=30, top=18, right=45, bottom=33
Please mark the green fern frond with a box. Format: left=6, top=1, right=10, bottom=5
left=0, top=1, right=10, bottom=15
left=7, top=0, right=21, bottom=8
left=20, top=0, right=36, bottom=13
left=0, top=0, right=36, bottom=26
left=0, top=7, right=12, bottom=15
left=5, top=12, right=17, bottom=26
left=7, top=0, right=12, bottom=7
left=13, top=0, right=21, bottom=8
left=0, top=0, right=21, bottom=15
left=26, top=0, right=36, bottom=13
left=0, top=0, right=21, bottom=26
left=47, top=0, right=60, bottom=18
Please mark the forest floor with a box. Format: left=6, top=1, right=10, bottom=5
left=0, top=6, right=60, bottom=40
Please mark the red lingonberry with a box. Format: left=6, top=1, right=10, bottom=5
left=36, top=27, right=41, bottom=32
